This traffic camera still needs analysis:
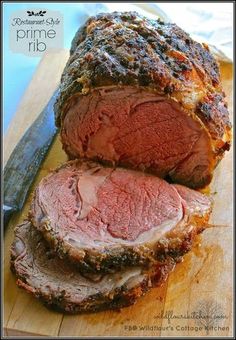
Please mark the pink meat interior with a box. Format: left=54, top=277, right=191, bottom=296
left=61, top=87, right=213, bottom=188
left=34, top=163, right=184, bottom=246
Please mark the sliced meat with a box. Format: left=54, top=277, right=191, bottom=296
left=30, top=160, right=212, bottom=274
left=55, top=11, right=231, bottom=189
left=11, top=221, right=174, bottom=314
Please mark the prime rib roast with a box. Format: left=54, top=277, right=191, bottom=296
left=11, top=11, right=231, bottom=314
left=11, top=221, right=174, bottom=314
left=55, top=11, right=231, bottom=189
left=30, top=160, right=212, bottom=274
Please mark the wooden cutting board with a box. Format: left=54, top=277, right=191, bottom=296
left=3, top=50, right=233, bottom=337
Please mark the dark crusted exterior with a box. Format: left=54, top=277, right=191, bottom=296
left=10, top=221, right=174, bottom=314
left=30, top=211, right=208, bottom=275
left=55, top=11, right=231, bottom=162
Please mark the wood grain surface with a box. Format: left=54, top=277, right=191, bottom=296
left=3, top=50, right=233, bottom=337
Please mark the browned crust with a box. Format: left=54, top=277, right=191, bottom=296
left=30, top=213, right=210, bottom=275
left=10, top=221, right=174, bottom=314
left=14, top=278, right=149, bottom=314
left=54, top=11, right=231, bottom=160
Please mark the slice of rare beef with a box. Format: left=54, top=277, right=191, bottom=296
left=30, top=160, right=212, bottom=274
left=11, top=221, right=174, bottom=314
left=55, top=11, right=231, bottom=189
